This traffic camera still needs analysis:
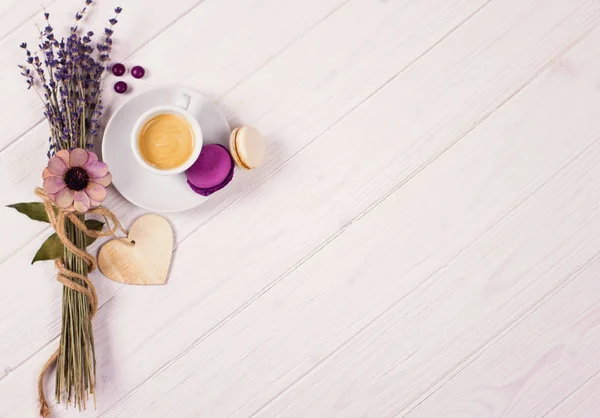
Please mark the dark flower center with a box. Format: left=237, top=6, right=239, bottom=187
left=64, top=167, right=89, bottom=191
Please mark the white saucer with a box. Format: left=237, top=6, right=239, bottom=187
left=102, top=87, right=231, bottom=213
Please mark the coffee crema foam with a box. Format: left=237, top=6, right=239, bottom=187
left=138, top=113, right=194, bottom=170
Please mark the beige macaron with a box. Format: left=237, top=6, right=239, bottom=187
left=229, top=126, right=265, bottom=170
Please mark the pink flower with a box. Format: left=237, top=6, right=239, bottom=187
left=42, top=148, right=112, bottom=212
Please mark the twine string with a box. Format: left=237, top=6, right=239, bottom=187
left=34, top=188, right=127, bottom=418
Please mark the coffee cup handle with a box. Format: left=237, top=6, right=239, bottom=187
left=175, top=93, right=193, bottom=110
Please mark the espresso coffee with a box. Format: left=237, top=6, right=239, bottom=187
left=138, top=113, right=195, bottom=170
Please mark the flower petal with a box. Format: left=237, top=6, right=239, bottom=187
left=42, top=168, right=53, bottom=180
left=73, top=191, right=91, bottom=213
left=85, top=182, right=107, bottom=203
left=56, top=149, right=70, bottom=167
left=90, top=199, right=101, bottom=208
left=85, top=151, right=99, bottom=167
left=43, top=176, right=66, bottom=194
left=91, top=172, right=112, bottom=187
left=86, top=161, right=109, bottom=178
left=48, top=156, right=68, bottom=176
left=55, top=188, right=74, bottom=208
left=70, top=148, right=88, bottom=167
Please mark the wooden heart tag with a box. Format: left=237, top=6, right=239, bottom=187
left=98, top=214, right=173, bottom=285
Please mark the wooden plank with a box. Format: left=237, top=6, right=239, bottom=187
left=0, top=0, right=492, bottom=376
left=0, top=0, right=53, bottom=42
left=0, top=343, right=59, bottom=417
left=546, top=372, right=600, bottom=418
left=245, top=40, right=600, bottom=418
left=3, top=1, right=596, bottom=415
left=404, top=256, right=600, bottom=417
left=95, top=19, right=600, bottom=418
left=1, top=0, right=599, bottom=416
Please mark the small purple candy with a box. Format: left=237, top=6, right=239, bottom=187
left=131, top=65, right=145, bottom=79
left=186, top=144, right=234, bottom=196
left=111, top=63, right=126, bottom=76
left=114, top=81, right=127, bottom=94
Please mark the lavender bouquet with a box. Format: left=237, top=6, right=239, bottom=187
left=10, top=2, right=122, bottom=415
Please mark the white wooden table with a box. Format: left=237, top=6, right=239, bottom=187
left=1, top=0, right=600, bottom=416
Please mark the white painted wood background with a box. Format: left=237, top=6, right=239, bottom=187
left=1, top=0, right=600, bottom=416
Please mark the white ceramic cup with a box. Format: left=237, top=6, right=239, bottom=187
left=131, top=99, right=203, bottom=176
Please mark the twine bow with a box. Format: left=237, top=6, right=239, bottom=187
left=34, top=188, right=127, bottom=418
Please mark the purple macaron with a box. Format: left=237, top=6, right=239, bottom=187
left=186, top=144, right=234, bottom=196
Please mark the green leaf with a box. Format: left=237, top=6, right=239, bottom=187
left=84, top=220, right=104, bottom=246
left=7, top=202, right=53, bottom=223
left=31, top=220, right=104, bottom=264
left=32, top=233, right=62, bottom=264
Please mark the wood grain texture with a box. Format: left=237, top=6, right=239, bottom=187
left=102, top=16, right=600, bottom=418
left=0, top=0, right=53, bottom=42
left=1, top=0, right=600, bottom=417
left=546, top=372, right=600, bottom=418
left=0, top=0, right=490, bottom=375
left=98, top=215, right=173, bottom=285
left=406, top=255, right=600, bottom=416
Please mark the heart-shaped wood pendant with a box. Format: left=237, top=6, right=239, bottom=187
left=98, top=214, right=173, bottom=285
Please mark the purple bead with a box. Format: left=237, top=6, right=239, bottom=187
left=111, top=63, right=126, bottom=76
left=114, top=81, right=127, bottom=94
left=131, top=65, right=145, bottom=79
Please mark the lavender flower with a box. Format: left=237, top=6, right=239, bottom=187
left=19, top=1, right=122, bottom=155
